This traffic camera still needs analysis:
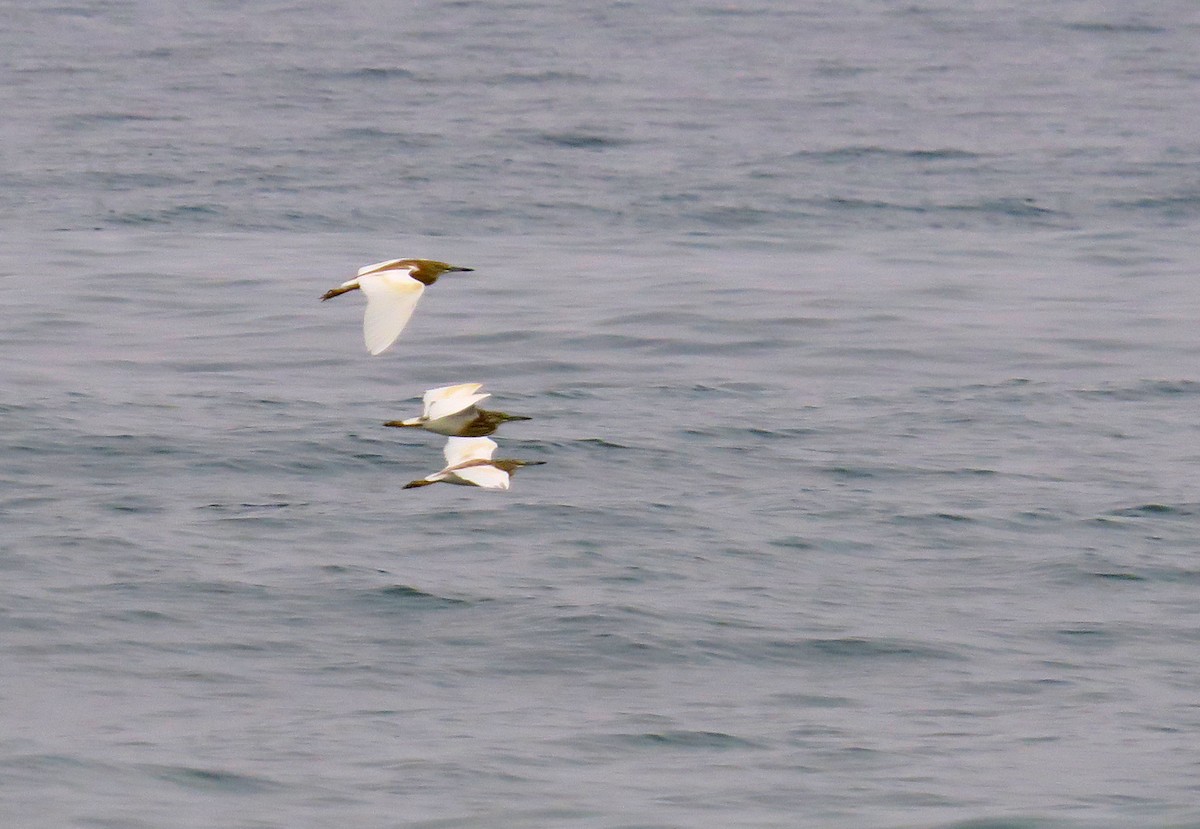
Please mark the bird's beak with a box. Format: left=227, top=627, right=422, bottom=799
left=449, top=266, right=474, bottom=273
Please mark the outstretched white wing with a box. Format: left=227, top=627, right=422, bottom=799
left=358, top=273, right=424, bottom=355
left=452, top=464, right=511, bottom=490
left=422, top=383, right=487, bottom=419
left=442, top=436, right=497, bottom=466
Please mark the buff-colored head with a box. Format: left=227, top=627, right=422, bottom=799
left=393, top=259, right=474, bottom=286
left=490, top=459, right=546, bottom=475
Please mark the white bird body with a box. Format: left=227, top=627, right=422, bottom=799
left=385, top=383, right=531, bottom=437
left=403, top=436, right=543, bottom=491
left=410, top=437, right=509, bottom=489
left=321, top=258, right=473, bottom=355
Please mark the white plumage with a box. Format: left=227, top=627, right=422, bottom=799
left=384, top=383, right=531, bottom=437
left=321, top=258, right=473, bottom=355
left=403, top=436, right=543, bottom=491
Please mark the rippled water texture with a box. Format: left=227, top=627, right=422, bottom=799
left=3, top=1, right=1200, bottom=828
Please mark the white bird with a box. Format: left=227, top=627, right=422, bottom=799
left=384, top=383, right=531, bottom=437
left=403, top=436, right=544, bottom=491
left=321, top=258, right=473, bottom=355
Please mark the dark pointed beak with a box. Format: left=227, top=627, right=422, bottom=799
left=449, top=266, right=474, bottom=273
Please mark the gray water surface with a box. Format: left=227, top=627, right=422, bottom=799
left=3, top=2, right=1200, bottom=828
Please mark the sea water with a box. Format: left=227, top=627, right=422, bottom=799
left=3, top=2, right=1200, bottom=827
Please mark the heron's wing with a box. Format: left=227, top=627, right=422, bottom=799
left=421, top=383, right=485, bottom=418
left=427, top=392, right=489, bottom=421
left=358, top=274, right=424, bottom=355
left=358, top=258, right=412, bottom=276
left=442, top=436, right=497, bottom=466
left=451, top=464, right=511, bottom=490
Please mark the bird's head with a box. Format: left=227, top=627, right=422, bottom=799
left=408, top=259, right=474, bottom=286
left=493, top=459, right=545, bottom=475
left=480, top=410, right=533, bottom=426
